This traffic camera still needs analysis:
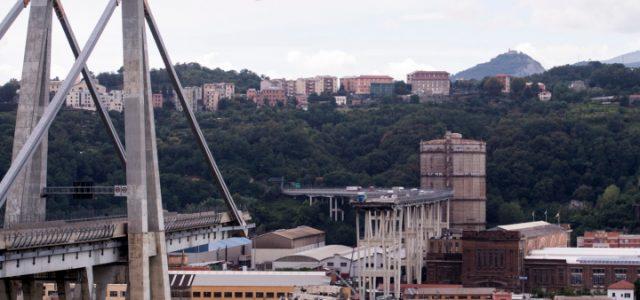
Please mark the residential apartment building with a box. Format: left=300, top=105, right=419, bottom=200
left=63, top=79, right=124, bottom=112
left=295, top=78, right=316, bottom=96
left=173, top=86, right=201, bottom=112
left=313, top=76, right=339, bottom=95
left=203, top=83, right=235, bottom=111
left=495, top=74, right=511, bottom=93
left=407, top=71, right=451, bottom=97
left=256, top=88, right=287, bottom=107
left=340, top=75, right=394, bottom=95
left=152, top=93, right=163, bottom=108
left=577, top=231, right=640, bottom=248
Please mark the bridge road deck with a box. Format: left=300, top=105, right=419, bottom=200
left=0, top=211, right=254, bottom=278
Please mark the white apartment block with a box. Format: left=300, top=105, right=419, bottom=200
left=62, top=79, right=124, bottom=113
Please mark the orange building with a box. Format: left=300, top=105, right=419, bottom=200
left=152, top=93, right=163, bottom=108
left=169, top=270, right=330, bottom=300
left=340, top=75, right=394, bottom=95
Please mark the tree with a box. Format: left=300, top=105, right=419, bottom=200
left=482, top=77, right=503, bottom=97
left=511, top=77, right=526, bottom=98
left=0, top=79, right=19, bottom=103
left=498, top=202, right=525, bottom=224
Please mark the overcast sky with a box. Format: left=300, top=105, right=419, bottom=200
left=0, top=0, right=639, bottom=83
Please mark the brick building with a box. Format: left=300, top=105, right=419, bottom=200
left=454, top=222, right=569, bottom=290
left=577, top=231, right=640, bottom=248
left=525, top=248, right=640, bottom=292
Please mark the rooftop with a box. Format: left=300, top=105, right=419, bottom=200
left=609, top=280, right=635, bottom=290
left=271, top=226, right=324, bottom=240
left=527, top=247, right=640, bottom=264
left=280, top=245, right=353, bottom=262
left=492, top=221, right=568, bottom=239
left=169, top=270, right=330, bottom=288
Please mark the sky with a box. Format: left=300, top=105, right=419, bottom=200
left=0, top=0, right=639, bottom=83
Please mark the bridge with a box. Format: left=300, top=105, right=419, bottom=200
left=0, top=0, right=254, bottom=299
left=281, top=186, right=452, bottom=221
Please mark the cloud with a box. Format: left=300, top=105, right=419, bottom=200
left=385, top=58, right=435, bottom=81
left=285, top=50, right=356, bottom=76
left=198, top=51, right=234, bottom=70
left=522, top=0, right=640, bottom=33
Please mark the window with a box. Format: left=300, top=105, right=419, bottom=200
left=204, top=292, right=212, bottom=298
left=612, top=293, right=616, bottom=297
left=193, top=292, right=202, bottom=298
left=245, top=292, right=254, bottom=298
left=224, top=292, right=232, bottom=298
left=340, top=262, right=348, bottom=267
left=570, top=268, right=583, bottom=285
left=327, top=262, right=334, bottom=267
left=109, top=291, right=118, bottom=297
left=256, top=292, right=265, bottom=298
left=625, top=293, right=631, bottom=298
left=593, top=269, right=606, bottom=287
left=277, top=292, right=285, bottom=299
left=214, top=292, right=222, bottom=298
left=615, top=268, right=628, bottom=281
left=266, top=292, right=275, bottom=298
left=235, top=292, right=243, bottom=298
left=121, top=291, right=126, bottom=297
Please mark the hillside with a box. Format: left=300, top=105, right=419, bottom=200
left=604, top=50, right=640, bottom=67
left=453, top=51, right=545, bottom=80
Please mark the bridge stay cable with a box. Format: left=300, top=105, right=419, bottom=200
left=52, top=0, right=127, bottom=167
left=0, top=0, right=119, bottom=209
left=0, top=0, right=28, bottom=42
left=143, top=0, right=247, bottom=233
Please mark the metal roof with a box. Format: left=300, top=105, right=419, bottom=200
left=270, top=226, right=324, bottom=240
left=276, top=245, right=353, bottom=262
left=527, top=247, right=640, bottom=264
left=169, top=270, right=330, bottom=287
left=206, top=237, right=250, bottom=251
left=492, top=221, right=568, bottom=239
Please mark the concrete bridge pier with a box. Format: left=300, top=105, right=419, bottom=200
left=0, top=279, right=18, bottom=300
left=18, top=277, right=44, bottom=300
left=94, top=264, right=127, bottom=300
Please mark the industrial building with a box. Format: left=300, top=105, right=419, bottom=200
left=168, top=270, right=331, bottom=299
left=577, top=231, right=640, bottom=248
left=420, top=132, right=487, bottom=231
left=426, top=221, right=571, bottom=289
left=252, top=226, right=325, bottom=270
left=401, top=285, right=512, bottom=300
left=183, top=237, right=252, bottom=268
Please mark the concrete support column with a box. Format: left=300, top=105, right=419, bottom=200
left=93, top=265, right=126, bottom=300
left=21, top=278, right=43, bottom=300
left=55, top=272, right=67, bottom=300
left=141, top=5, right=170, bottom=296
left=122, top=0, right=152, bottom=298
left=4, top=0, right=52, bottom=228
left=80, top=267, right=93, bottom=300
left=329, top=196, right=333, bottom=221
left=0, top=279, right=18, bottom=300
